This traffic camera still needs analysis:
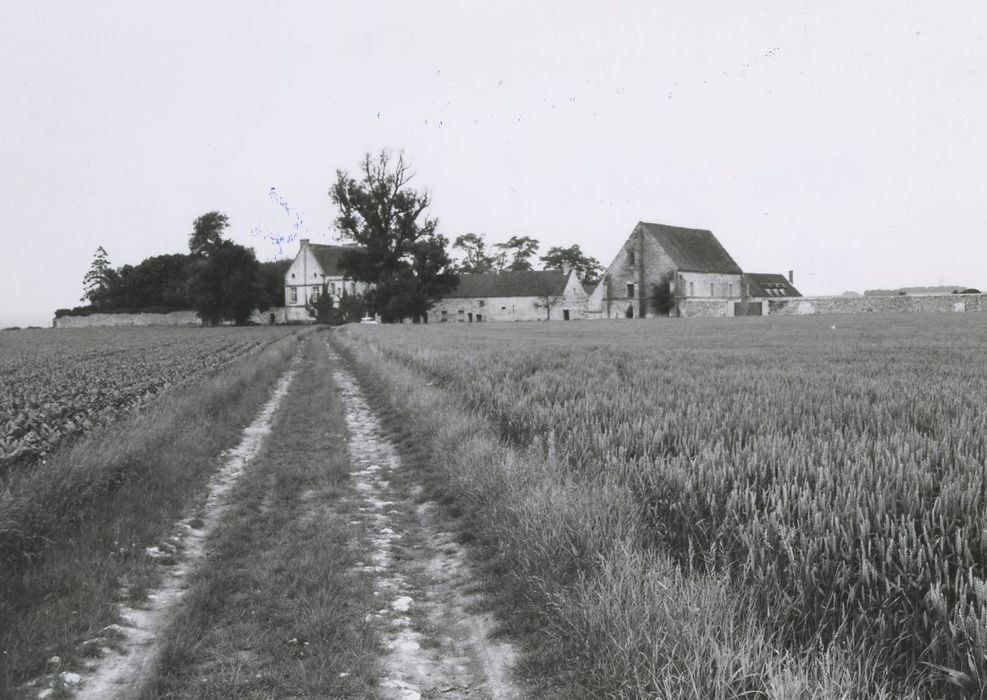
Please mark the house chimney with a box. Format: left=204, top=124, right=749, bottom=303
left=300, top=238, right=310, bottom=246
left=562, top=262, right=572, bottom=277
left=788, top=270, right=794, bottom=284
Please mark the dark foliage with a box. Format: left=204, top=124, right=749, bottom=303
left=330, top=150, right=458, bottom=322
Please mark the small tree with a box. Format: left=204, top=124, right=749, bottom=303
left=452, top=233, right=497, bottom=273
left=189, top=211, right=229, bottom=257
left=307, top=282, right=336, bottom=323
left=493, top=235, right=540, bottom=272
left=540, top=244, right=603, bottom=284
left=81, top=246, right=112, bottom=306
left=651, top=271, right=676, bottom=316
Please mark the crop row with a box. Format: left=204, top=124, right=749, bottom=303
left=0, top=327, right=295, bottom=471
left=349, top=314, right=987, bottom=695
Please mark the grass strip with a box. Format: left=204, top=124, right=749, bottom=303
left=140, top=334, right=380, bottom=699
left=331, top=328, right=917, bottom=699
left=0, top=329, right=308, bottom=696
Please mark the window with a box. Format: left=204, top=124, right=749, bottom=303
left=626, top=283, right=635, bottom=298
left=689, top=282, right=695, bottom=297
left=289, top=287, right=297, bottom=304
left=728, top=283, right=733, bottom=297
left=628, top=251, right=636, bottom=266
left=441, top=310, right=448, bottom=322
left=710, top=282, right=715, bottom=297
left=331, top=282, right=336, bottom=295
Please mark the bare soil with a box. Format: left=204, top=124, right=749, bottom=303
left=331, top=354, right=521, bottom=700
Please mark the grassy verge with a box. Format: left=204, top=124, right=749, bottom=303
left=0, top=329, right=308, bottom=696
left=140, top=334, right=380, bottom=698
left=331, top=328, right=916, bottom=698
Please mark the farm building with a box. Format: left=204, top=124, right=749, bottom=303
left=277, top=239, right=369, bottom=323
left=429, top=269, right=590, bottom=322
left=586, top=222, right=800, bottom=318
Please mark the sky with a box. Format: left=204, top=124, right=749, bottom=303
left=2, top=1, right=986, bottom=327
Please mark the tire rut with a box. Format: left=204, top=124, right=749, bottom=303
left=330, top=346, right=520, bottom=700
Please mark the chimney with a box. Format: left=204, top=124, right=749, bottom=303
left=562, top=262, right=572, bottom=276
left=300, top=238, right=310, bottom=247
left=788, top=270, right=794, bottom=284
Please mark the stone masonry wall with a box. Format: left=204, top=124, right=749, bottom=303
left=767, top=294, right=987, bottom=316
left=53, top=311, right=203, bottom=328
left=677, top=298, right=735, bottom=318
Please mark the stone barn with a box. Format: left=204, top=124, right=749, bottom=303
left=430, top=269, right=589, bottom=322
left=588, top=222, right=746, bottom=318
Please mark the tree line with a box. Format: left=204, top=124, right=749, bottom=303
left=70, top=149, right=605, bottom=324
left=67, top=213, right=287, bottom=325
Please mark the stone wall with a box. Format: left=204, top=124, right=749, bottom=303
left=767, top=294, right=987, bottom=316
left=677, top=298, right=735, bottom=318
left=53, top=311, right=203, bottom=328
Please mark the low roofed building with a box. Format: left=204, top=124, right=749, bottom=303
left=430, top=269, right=589, bottom=322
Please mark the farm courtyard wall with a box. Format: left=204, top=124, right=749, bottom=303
left=52, top=311, right=203, bottom=328
left=767, top=294, right=987, bottom=316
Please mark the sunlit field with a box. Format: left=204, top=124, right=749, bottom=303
left=339, top=313, right=987, bottom=696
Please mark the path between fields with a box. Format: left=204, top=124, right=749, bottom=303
left=330, top=348, right=521, bottom=700
left=31, top=362, right=299, bottom=700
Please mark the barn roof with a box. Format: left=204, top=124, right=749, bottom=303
left=309, top=244, right=359, bottom=276
left=444, top=270, right=569, bottom=299
left=743, top=273, right=801, bottom=297
left=639, top=222, right=743, bottom=274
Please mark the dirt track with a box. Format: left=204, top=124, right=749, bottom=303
left=331, top=349, right=521, bottom=700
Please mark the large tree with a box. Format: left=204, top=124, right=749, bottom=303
left=493, top=235, right=540, bottom=272
left=189, top=240, right=261, bottom=325
left=540, top=244, right=603, bottom=284
left=189, top=211, right=229, bottom=257
left=330, top=150, right=457, bottom=322
left=452, top=232, right=497, bottom=274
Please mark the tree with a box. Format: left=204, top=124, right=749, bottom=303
left=81, top=246, right=112, bottom=306
left=189, top=240, right=261, bottom=325
left=256, top=259, right=292, bottom=310
left=127, top=254, right=194, bottom=308
left=493, top=235, right=539, bottom=271
left=452, top=233, right=497, bottom=273
left=330, top=150, right=458, bottom=322
left=540, top=244, right=603, bottom=284
left=651, top=271, right=676, bottom=316
left=189, top=211, right=229, bottom=257
left=307, top=282, right=336, bottom=323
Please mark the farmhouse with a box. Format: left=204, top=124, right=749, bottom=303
left=278, top=239, right=369, bottom=322
left=429, top=269, right=589, bottom=322
left=586, top=221, right=800, bottom=318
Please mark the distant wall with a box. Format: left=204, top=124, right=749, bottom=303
left=52, top=311, right=202, bottom=328
left=677, top=298, right=736, bottom=318
left=767, top=294, right=987, bottom=316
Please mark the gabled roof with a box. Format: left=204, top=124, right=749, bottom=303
left=444, top=270, right=569, bottom=299
left=743, top=273, right=801, bottom=297
left=639, top=222, right=742, bottom=274
left=309, top=244, right=360, bottom=276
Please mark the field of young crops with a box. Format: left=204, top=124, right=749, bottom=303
left=0, top=326, right=296, bottom=471
left=344, top=313, right=987, bottom=695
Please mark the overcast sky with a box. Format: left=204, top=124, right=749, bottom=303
left=2, top=1, right=986, bottom=327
